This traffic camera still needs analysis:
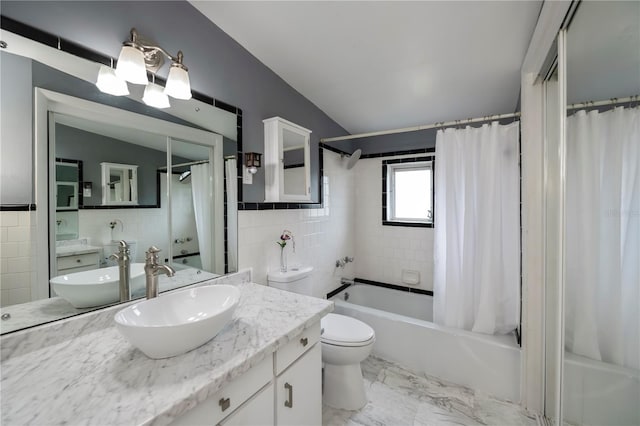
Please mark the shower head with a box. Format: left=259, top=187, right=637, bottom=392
left=346, top=148, right=362, bottom=170
left=178, top=170, right=191, bottom=183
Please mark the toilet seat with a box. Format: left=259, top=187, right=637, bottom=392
left=321, top=313, right=375, bottom=347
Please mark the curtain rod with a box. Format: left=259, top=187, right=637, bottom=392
left=320, top=111, right=521, bottom=143
left=321, top=94, right=639, bottom=144
left=567, top=95, right=639, bottom=111
left=157, top=159, right=209, bottom=170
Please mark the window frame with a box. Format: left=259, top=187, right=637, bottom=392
left=382, top=156, right=435, bottom=228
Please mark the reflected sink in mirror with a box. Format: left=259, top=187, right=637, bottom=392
left=114, top=284, right=240, bottom=359
left=50, top=264, right=146, bottom=308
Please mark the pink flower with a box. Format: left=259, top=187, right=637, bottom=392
left=276, top=230, right=295, bottom=251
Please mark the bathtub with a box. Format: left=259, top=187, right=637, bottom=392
left=564, top=352, right=639, bottom=425
left=331, top=283, right=521, bottom=402
left=172, top=253, right=202, bottom=270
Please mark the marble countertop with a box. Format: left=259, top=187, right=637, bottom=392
left=0, top=280, right=333, bottom=425
left=55, top=244, right=102, bottom=256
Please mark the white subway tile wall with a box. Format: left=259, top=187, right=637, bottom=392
left=0, top=210, right=38, bottom=307
left=78, top=208, right=171, bottom=264
left=238, top=150, right=355, bottom=297
left=353, top=155, right=435, bottom=291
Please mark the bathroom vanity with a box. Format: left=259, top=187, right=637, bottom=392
left=0, top=272, right=332, bottom=425
left=54, top=245, right=101, bottom=276
left=172, top=323, right=322, bottom=426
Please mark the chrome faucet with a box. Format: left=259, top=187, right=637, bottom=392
left=144, top=246, right=175, bottom=299
left=109, top=240, right=131, bottom=302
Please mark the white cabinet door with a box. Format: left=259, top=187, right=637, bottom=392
left=275, top=344, right=322, bottom=426
left=220, top=383, right=274, bottom=426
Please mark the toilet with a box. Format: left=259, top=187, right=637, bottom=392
left=320, top=313, right=375, bottom=410
left=267, top=267, right=376, bottom=410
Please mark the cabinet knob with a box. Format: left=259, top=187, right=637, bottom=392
left=219, top=397, right=230, bottom=412
left=300, top=337, right=308, bottom=347
left=76, top=259, right=81, bottom=263
left=284, top=382, right=293, bottom=408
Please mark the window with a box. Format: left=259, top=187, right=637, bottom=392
left=383, top=156, right=434, bottom=227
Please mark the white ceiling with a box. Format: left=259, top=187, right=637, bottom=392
left=55, top=114, right=210, bottom=161
left=190, top=1, right=542, bottom=135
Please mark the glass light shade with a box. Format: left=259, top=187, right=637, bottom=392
left=115, top=45, right=148, bottom=85
left=142, top=83, right=171, bottom=109
left=96, top=65, right=129, bottom=96
left=247, top=166, right=258, bottom=174
left=164, top=65, right=192, bottom=100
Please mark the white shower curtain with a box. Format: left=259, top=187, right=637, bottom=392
left=565, top=106, right=639, bottom=370
left=191, top=163, right=213, bottom=272
left=225, top=159, right=238, bottom=271
left=433, top=122, right=520, bottom=335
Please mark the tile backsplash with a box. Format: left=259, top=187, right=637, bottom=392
left=0, top=210, right=37, bottom=307
left=353, top=154, right=434, bottom=291
left=238, top=150, right=355, bottom=297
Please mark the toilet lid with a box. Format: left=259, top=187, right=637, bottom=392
left=321, top=313, right=375, bottom=345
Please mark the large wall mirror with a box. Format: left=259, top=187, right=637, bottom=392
left=559, top=1, right=640, bottom=425
left=0, top=21, right=242, bottom=334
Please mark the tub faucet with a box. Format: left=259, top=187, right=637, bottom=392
left=335, top=256, right=355, bottom=268
left=109, top=240, right=131, bottom=302
left=144, top=246, right=175, bottom=299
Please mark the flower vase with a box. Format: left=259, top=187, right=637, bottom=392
left=280, top=246, right=287, bottom=273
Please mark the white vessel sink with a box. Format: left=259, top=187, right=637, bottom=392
left=114, top=284, right=240, bottom=359
left=50, top=263, right=145, bottom=308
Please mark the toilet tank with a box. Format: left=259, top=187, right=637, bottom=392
left=267, top=266, right=314, bottom=296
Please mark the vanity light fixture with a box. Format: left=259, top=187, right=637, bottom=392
left=103, top=28, right=192, bottom=102
left=96, top=60, right=129, bottom=96
left=244, top=152, right=262, bottom=174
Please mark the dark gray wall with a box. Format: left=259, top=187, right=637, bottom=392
left=356, top=130, right=436, bottom=156
left=56, top=124, right=188, bottom=206
left=283, top=149, right=305, bottom=167
left=0, top=52, right=32, bottom=204
left=223, top=137, right=236, bottom=159
left=2, top=0, right=349, bottom=203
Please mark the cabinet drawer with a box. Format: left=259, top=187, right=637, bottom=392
left=274, top=322, right=320, bottom=375
left=170, top=354, right=273, bottom=426
left=57, top=253, right=99, bottom=271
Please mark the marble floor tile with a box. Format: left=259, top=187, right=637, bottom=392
left=323, top=356, right=537, bottom=426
